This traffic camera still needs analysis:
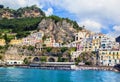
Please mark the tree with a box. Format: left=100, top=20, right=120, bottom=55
left=46, top=47, right=52, bottom=52
left=58, top=56, right=62, bottom=62
left=28, top=45, right=35, bottom=51
left=0, top=55, right=3, bottom=60
left=4, top=33, right=10, bottom=45
left=23, top=58, right=29, bottom=64
left=61, top=47, right=68, bottom=53
left=75, top=56, right=82, bottom=65
left=40, top=56, right=47, bottom=62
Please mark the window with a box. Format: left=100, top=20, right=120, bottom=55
left=109, top=60, right=111, bottom=62
left=109, top=56, right=111, bottom=59
left=76, top=37, right=78, bottom=40
left=101, top=56, right=103, bottom=60
left=117, top=52, right=118, bottom=55
left=109, top=52, right=111, bottom=54
left=102, top=52, right=105, bottom=55
left=113, top=52, right=115, bottom=55
left=117, top=54, right=119, bottom=59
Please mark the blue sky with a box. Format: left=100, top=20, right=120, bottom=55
left=0, top=0, right=120, bottom=37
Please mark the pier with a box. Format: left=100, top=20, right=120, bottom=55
left=29, top=62, right=75, bottom=70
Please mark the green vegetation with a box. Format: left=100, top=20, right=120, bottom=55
left=4, top=34, right=11, bottom=45
left=45, top=15, right=83, bottom=30
left=40, top=56, right=47, bottom=62
left=0, top=17, right=43, bottom=38
left=85, top=62, right=92, bottom=65
left=58, top=56, right=62, bottom=62
left=0, top=55, right=3, bottom=60
left=0, top=5, right=82, bottom=40
left=61, top=47, right=68, bottom=53
left=46, top=47, right=52, bottom=52
left=75, top=56, right=81, bottom=65
left=23, top=58, right=29, bottom=64
left=47, top=15, right=63, bottom=23
left=0, top=46, right=6, bottom=53
left=16, top=31, right=30, bottom=39
left=0, top=5, right=45, bottom=18
left=17, top=5, right=45, bottom=17
left=64, top=18, right=83, bottom=30
left=27, top=45, right=35, bottom=51
left=0, top=17, right=42, bottom=32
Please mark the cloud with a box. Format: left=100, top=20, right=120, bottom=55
left=1, top=0, right=120, bottom=35
left=106, top=25, right=120, bottom=38
left=44, top=8, right=53, bottom=16
left=113, top=26, right=120, bottom=32
left=0, top=0, right=44, bottom=9
left=44, top=0, right=120, bottom=32
left=79, top=19, right=103, bottom=33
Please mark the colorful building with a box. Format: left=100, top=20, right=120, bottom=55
left=22, top=31, right=44, bottom=46
left=99, top=50, right=120, bottom=66
left=92, top=38, right=101, bottom=51
left=9, top=39, right=22, bottom=45
left=0, top=39, right=6, bottom=46
left=44, top=37, right=55, bottom=47
left=100, top=36, right=115, bottom=51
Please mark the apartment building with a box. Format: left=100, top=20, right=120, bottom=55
left=99, top=50, right=120, bottom=66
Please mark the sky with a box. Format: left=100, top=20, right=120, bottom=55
left=0, top=0, right=120, bottom=37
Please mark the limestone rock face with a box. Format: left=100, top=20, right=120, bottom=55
left=5, top=46, right=19, bottom=55
left=0, top=5, right=45, bottom=19
left=38, top=18, right=77, bottom=44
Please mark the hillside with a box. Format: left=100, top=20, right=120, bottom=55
left=0, top=5, right=45, bottom=19
left=0, top=5, right=83, bottom=44
left=38, top=15, right=82, bottom=44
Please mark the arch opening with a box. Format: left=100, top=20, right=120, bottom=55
left=33, top=57, right=40, bottom=62
left=48, top=57, right=55, bottom=62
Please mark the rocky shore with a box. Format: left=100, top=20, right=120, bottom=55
left=74, top=66, right=114, bottom=71
left=17, top=65, right=115, bottom=71
left=0, top=64, right=119, bottom=72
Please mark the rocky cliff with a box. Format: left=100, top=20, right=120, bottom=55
left=0, top=5, right=45, bottom=19
left=0, top=5, right=83, bottom=45
left=38, top=16, right=82, bottom=44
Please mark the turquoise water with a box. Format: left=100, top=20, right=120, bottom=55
left=0, top=67, right=120, bottom=82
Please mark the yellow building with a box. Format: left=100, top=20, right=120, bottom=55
left=0, top=39, right=6, bottom=46
left=92, top=38, right=101, bottom=51
left=44, top=37, right=55, bottom=47
left=99, top=50, right=120, bottom=66
left=9, top=39, right=22, bottom=45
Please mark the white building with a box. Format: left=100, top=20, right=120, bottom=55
left=100, top=36, right=116, bottom=51
left=75, top=29, right=92, bottom=42
left=6, top=60, right=23, bottom=65
left=99, top=51, right=120, bottom=66
left=22, top=31, right=44, bottom=46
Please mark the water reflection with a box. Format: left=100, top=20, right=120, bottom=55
left=70, top=70, right=120, bottom=82
left=0, top=68, right=120, bottom=82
